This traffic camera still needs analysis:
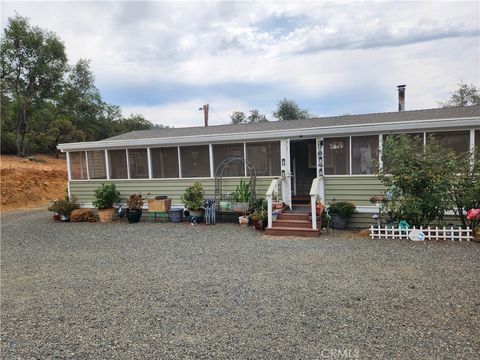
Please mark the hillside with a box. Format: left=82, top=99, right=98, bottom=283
left=1, top=155, right=68, bottom=212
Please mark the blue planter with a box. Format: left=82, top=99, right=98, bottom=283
left=169, top=208, right=183, bottom=223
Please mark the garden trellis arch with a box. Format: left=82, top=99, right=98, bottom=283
left=214, top=157, right=257, bottom=204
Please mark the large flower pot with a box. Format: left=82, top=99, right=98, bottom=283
left=126, top=209, right=142, bottom=223
left=189, top=209, right=204, bottom=223
left=238, top=215, right=249, bottom=226
left=331, top=214, right=347, bottom=229
left=97, top=208, right=115, bottom=223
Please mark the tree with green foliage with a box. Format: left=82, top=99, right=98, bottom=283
left=114, top=114, right=154, bottom=134
left=273, top=98, right=311, bottom=121
left=378, top=135, right=479, bottom=227
left=247, top=109, right=268, bottom=123
left=230, top=109, right=268, bottom=124
left=1, top=14, right=67, bottom=156
left=441, top=82, right=480, bottom=107
left=230, top=110, right=246, bottom=124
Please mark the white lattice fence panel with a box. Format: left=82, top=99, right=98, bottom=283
left=370, top=225, right=472, bottom=242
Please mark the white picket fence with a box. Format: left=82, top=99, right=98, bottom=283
left=370, top=225, right=473, bottom=242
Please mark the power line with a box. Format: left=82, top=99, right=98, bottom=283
left=209, top=106, right=229, bottom=124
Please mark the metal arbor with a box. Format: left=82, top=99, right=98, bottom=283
left=214, top=157, right=257, bottom=205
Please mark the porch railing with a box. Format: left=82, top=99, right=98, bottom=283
left=309, top=176, right=323, bottom=230
left=266, top=177, right=285, bottom=228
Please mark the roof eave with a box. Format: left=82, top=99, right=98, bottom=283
left=57, top=116, right=480, bottom=152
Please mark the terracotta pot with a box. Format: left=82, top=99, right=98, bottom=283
left=239, top=215, right=249, bottom=226
left=274, top=202, right=284, bottom=209
left=97, top=208, right=115, bottom=223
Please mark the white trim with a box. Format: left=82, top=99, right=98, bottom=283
left=105, top=149, right=110, bottom=180
left=470, top=129, right=475, bottom=152
left=349, top=136, right=352, bottom=175
left=125, top=149, right=131, bottom=179
left=324, top=174, right=377, bottom=178
left=66, top=151, right=72, bottom=181
left=147, top=147, right=152, bottom=179
left=85, top=151, right=90, bottom=180
left=209, top=144, right=214, bottom=178
left=68, top=175, right=278, bottom=183
left=243, top=142, right=247, bottom=177
left=177, top=146, right=182, bottom=178
left=57, top=116, right=480, bottom=151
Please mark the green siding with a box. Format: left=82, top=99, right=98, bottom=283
left=324, top=176, right=384, bottom=206
left=70, top=177, right=275, bottom=205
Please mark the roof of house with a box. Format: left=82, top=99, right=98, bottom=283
left=106, top=105, right=480, bottom=141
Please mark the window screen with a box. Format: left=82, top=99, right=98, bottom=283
left=180, top=145, right=210, bottom=177
left=151, top=147, right=179, bottom=178
left=128, top=149, right=149, bottom=179
left=382, top=133, right=423, bottom=173
left=476, top=130, right=479, bottom=150
left=87, top=150, right=106, bottom=179
left=213, top=143, right=245, bottom=177
left=108, top=150, right=128, bottom=179
left=352, top=136, right=379, bottom=175
left=427, top=131, right=470, bottom=155
left=324, top=137, right=350, bottom=175
left=70, top=151, right=87, bottom=180
left=246, top=142, right=280, bottom=176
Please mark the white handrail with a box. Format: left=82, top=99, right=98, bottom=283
left=309, top=177, right=323, bottom=230
left=266, top=177, right=284, bottom=228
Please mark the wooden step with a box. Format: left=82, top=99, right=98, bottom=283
left=273, top=219, right=314, bottom=229
left=277, top=213, right=310, bottom=221
left=265, top=226, right=320, bottom=237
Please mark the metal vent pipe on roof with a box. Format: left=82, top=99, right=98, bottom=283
left=397, top=85, right=406, bottom=111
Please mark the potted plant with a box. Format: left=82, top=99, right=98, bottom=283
left=48, top=195, right=79, bottom=222
left=328, top=201, right=356, bottom=229
left=126, top=193, right=144, bottom=223
left=231, top=179, right=251, bottom=212
left=181, top=182, right=205, bottom=221
left=272, top=191, right=284, bottom=209
left=93, top=183, right=121, bottom=223
left=250, top=210, right=267, bottom=230
left=219, top=195, right=231, bottom=211
left=308, top=196, right=325, bottom=220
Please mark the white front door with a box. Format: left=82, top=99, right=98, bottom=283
left=280, top=139, right=292, bottom=208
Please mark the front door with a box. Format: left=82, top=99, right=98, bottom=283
left=290, top=139, right=317, bottom=196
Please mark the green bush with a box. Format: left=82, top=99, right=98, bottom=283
left=93, top=184, right=120, bottom=209
left=48, top=195, right=79, bottom=216
left=328, top=201, right=356, bottom=218
left=181, top=182, right=204, bottom=210
left=231, top=179, right=251, bottom=203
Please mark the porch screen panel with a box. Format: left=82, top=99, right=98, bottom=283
left=352, top=136, right=379, bottom=175
left=246, top=142, right=280, bottom=176
left=70, top=151, right=87, bottom=180
left=151, top=147, right=179, bottom=178
left=128, top=149, right=148, bottom=179
left=108, top=149, right=128, bottom=179
left=476, top=130, right=479, bottom=149
left=87, top=150, right=106, bottom=179
left=427, top=131, right=469, bottom=155
left=324, top=137, right=349, bottom=175
left=180, top=145, right=210, bottom=177
left=213, top=143, right=245, bottom=177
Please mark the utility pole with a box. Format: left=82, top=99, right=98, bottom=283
left=199, top=104, right=209, bottom=126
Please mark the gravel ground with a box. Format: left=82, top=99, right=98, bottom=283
left=1, top=209, right=479, bottom=359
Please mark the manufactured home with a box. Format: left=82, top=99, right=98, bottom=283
left=58, top=104, right=480, bottom=231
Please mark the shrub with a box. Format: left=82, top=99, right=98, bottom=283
left=48, top=195, right=79, bottom=216
left=328, top=201, right=356, bottom=218
left=93, top=183, right=120, bottom=209
left=127, top=193, right=144, bottom=210
left=181, top=182, right=204, bottom=210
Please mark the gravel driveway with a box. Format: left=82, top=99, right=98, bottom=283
left=1, top=209, right=479, bottom=359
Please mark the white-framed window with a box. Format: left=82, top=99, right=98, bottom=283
left=151, top=147, right=179, bottom=178
left=351, top=136, right=379, bottom=175
left=69, top=151, right=88, bottom=180
left=87, top=150, right=106, bottom=179
left=246, top=141, right=280, bottom=176
left=180, top=145, right=210, bottom=177
left=324, top=137, right=350, bottom=175
left=427, top=131, right=470, bottom=154
left=213, top=143, right=245, bottom=177
left=108, top=149, right=128, bottom=179
left=128, top=148, right=148, bottom=179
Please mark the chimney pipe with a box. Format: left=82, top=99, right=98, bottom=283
left=397, top=85, right=406, bottom=111
left=200, top=104, right=209, bottom=126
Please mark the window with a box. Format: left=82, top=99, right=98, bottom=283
left=324, top=137, right=349, bottom=175
left=69, top=151, right=87, bottom=180
left=128, top=149, right=148, bottom=179
left=87, top=151, right=106, bottom=179
left=108, top=149, right=128, bottom=179
left=246, top=142, right=280, bottom=176
left=427, top=131, right=469, bottom=154
left=180, top=145, right=210, bottom=177
left=352, top=136, right=379, bottom=175
left=213, top=143, right=245, bottom=177
left=151, top=147, right=179, bottom=178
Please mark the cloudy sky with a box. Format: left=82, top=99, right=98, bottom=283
left=2, top=1, right=479, bottom=127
